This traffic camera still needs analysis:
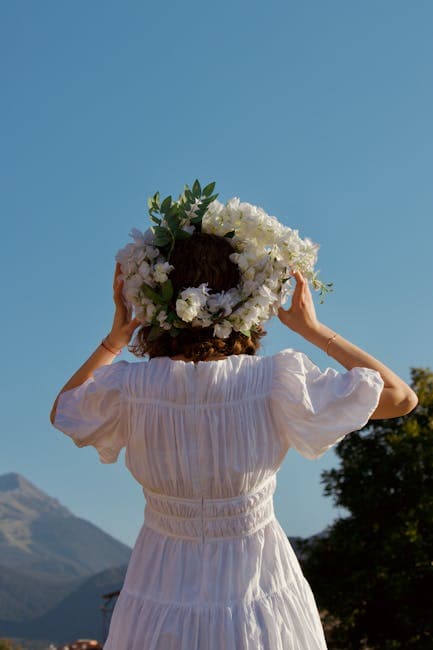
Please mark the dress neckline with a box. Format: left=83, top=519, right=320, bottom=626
left=149, top=354, right=248, bottom=366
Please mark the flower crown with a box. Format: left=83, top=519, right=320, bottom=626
left=115, top=180, right=332, bottom=341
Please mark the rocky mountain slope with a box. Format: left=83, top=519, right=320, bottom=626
left=0, top=472, right=131, bottom=579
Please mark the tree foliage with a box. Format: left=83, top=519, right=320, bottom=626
left=301, top=368, right=433, bottom=649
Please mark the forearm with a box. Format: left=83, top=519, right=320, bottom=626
left=305, top=323, right=401, bottom=385
left=303, top=323, right=418, bottom=418
left=278, top=271, right=418, bottom=419
left=50, top=342, right=118, bottom=424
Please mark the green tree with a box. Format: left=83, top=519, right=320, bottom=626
left=301, top=368, right=433, bottom=649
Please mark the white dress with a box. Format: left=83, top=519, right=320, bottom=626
left=53, top=348, right=384, bottom=650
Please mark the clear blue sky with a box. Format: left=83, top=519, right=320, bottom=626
left=1, top=1, right=432, bottom=548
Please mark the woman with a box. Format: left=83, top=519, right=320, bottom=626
left=51, top=197, right=417, bottom=649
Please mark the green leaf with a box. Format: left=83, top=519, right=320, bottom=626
left=192, top=179, right=201, bottom=197
left=167, top=204, right=179, bottom=217
left=150, top=215, right=161, bottom=225
left=169, top=327, right=180, bottom=338
left=199, top=196, right=216, bottom=207
left=175, top=229, right=192, bottom=240
left=141, top=283, right=166, bottom=305
left=166, top=213, right=180, bottom=231
left=152, top=225, right=172, bottom=238
left=161, top=279, right=174, bottom=302
left=154, top=235, right=170, bottom=247
left=147, top=324, right=164, bottom=342
left=152, top=225, right=171, bottom=247
left=161, top=195, right=172, bottom=214
left=173, top=319, right=186, bottom=328
left=202, top=181, right=216, bottom=197
left=190, top=215, right=203, bottom=224
left=153, top=225, right=168, bottom=234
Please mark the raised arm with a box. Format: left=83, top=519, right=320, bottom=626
left=49, top=263, right=140, bottom=425
left=278, top=271, right=418, bottom=419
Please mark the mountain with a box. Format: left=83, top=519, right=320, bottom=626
left=0, top=564, right=82, bottom=622
left=0, top=564, right=128, bottom=644
left=0, top=472, right=132, bottom=579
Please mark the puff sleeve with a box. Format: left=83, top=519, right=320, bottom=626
left=53, top=361, right=129, bottom=464
left=270, top=349, right=384, bottom=460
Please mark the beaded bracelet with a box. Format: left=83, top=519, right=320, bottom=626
left=101, top=336, right=122, bottom=356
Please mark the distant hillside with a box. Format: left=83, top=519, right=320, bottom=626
left=0, top=564, right=82, bottom=622
left=0, top=564, right=127, bottom=644
left=0, top=472, right=132, bottom=579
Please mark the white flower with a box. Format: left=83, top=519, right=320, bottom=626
left=145, top=245, right=160, bottom=259
left=214, top=320, right=232, bottom=339
left=143, top=229, right=155, bottom=245
left=123, top=273, right=144, bottom=302
left=153, top=262, right=174, bottom=284
left=192, top=313, right=213, bottom=328
left=231, top=253, right=249, bottom=272
left=179, top=284, right=209, bottom=307
left=176, top=284, right=210, bottom=322
left=176, top=299, right=199, bottom=322
left=129, top=228, right=146, bottom=244
left=241, top=280, right=259, bottom=297
left=243, top=267, right=255, bottom=281
left=207, top=291, right=236, bottom=317
left=145, top=302, right=157, bottom=321
left=255, top=284, right=277, bottom=308
left=138, top=261, right=151, bottom=280
left=133, top=247, right=147, bottom=266
left=243, top=305, right=262, bottom=324
left=157, top=310, right=171, bottom=330
left=115, top=243, right=138, bottom=275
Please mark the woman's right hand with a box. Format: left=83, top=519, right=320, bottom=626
left=278, top=271, right=320, bottom=338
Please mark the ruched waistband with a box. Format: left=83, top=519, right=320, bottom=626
left=143, top=475, right=277, bottom=542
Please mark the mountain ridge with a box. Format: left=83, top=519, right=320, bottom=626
left=0, top=564, right=128, bottom=643
left=0, top=471, right=131, bottom=579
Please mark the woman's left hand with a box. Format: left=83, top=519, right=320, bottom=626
left=107, top=263, right=141, bottom=350
left=277, top=270, right=320, bottom=338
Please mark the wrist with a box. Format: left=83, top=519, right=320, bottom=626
left=103, top=333, right=124, bottom=354
left=299, top=322, right=336, bottom=351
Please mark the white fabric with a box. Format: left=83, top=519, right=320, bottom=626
left=54, top=349, right=384, bottom=649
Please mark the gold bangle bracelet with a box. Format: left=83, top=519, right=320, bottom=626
left=325, top=333, right=338, bottom=356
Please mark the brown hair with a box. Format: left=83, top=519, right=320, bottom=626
left=128, top=232, right=266, bottom=361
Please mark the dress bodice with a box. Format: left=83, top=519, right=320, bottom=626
left=54, top=348, right=384, bottom=494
